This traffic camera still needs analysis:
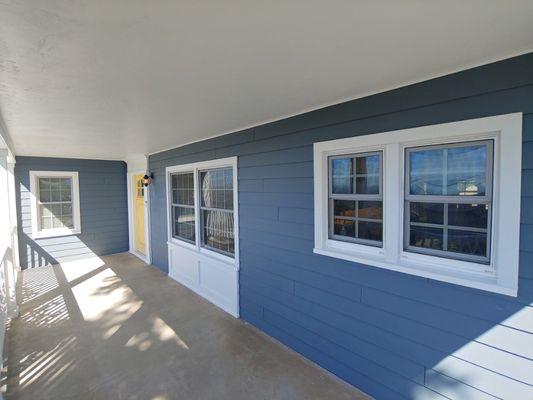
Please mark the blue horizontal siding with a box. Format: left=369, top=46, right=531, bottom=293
left=149, top=53, right=533, bottom=399
left=15, top=157, right=129, bottom=268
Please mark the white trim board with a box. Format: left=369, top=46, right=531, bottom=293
left=314, top=113, right=522, bottom=296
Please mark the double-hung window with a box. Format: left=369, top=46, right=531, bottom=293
left=405, top=140, right=493, bottom=263
left=329, top=152, right=383, bottom=246
left=314, top=113, right=522, bottom=296
left=29, top=171, right=81, bottom=238
left=167, top=158, right=237, bottom=259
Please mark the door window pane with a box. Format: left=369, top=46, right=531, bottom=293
left=136, top=178, right=144, bottom=197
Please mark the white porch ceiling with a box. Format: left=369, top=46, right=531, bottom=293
left=0, top=1, right=532, bottom=161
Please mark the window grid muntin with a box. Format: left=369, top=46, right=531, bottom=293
left=170, top=171, right=196, bottom=244
left=330, top=200, right=384, bottom=246
left=37, top=177, right=74, bottom=230
left=328, top=151, right=383, bottom=247
left=404, top=140, right=494, bottom=264
left=199, top=167, right=235, bottom=257
left=136, top=178, right=144, bottom=197
left=405, top=139, right=493, bottom=200
left=329, top=151, right=383, bottom=198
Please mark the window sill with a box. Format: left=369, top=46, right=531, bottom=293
left=313, top=246, right=517, bottom=297
left=33, top=228, right=81, bottom=239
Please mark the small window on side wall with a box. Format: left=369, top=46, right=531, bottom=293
left=30, top=171, right=81, bottom=238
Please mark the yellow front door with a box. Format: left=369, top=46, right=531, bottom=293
left=134, top=174, right=146, bottom=254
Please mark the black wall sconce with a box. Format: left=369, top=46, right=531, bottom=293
left=142, top=173, right=153, bottom=187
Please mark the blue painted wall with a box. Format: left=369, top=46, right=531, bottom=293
left=15, top=157, right=129, bottom=268
left=149, top=54, right=533, bottom=399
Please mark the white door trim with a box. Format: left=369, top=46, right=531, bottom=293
left=127, top=170, right=151, bottom=264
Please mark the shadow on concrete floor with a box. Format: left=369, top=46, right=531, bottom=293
left=3, top=252, right=368, bottom=400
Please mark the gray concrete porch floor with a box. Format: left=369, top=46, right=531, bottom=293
left=4, top=252, right=369, bottom=400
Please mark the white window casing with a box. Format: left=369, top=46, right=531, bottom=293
left=29, top=171, right=81, bottom=238
left=314, top=113, right=522, bottom=296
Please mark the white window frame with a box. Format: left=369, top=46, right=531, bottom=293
left=165, top=157, right=239, bottom=266
left=329, top=151, right=384, bottom=247
left=314, top=113, right=522, bottom=296
left=403, top=139, right=494, bottom=264
left=29, top=171, right=81, bottom=238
